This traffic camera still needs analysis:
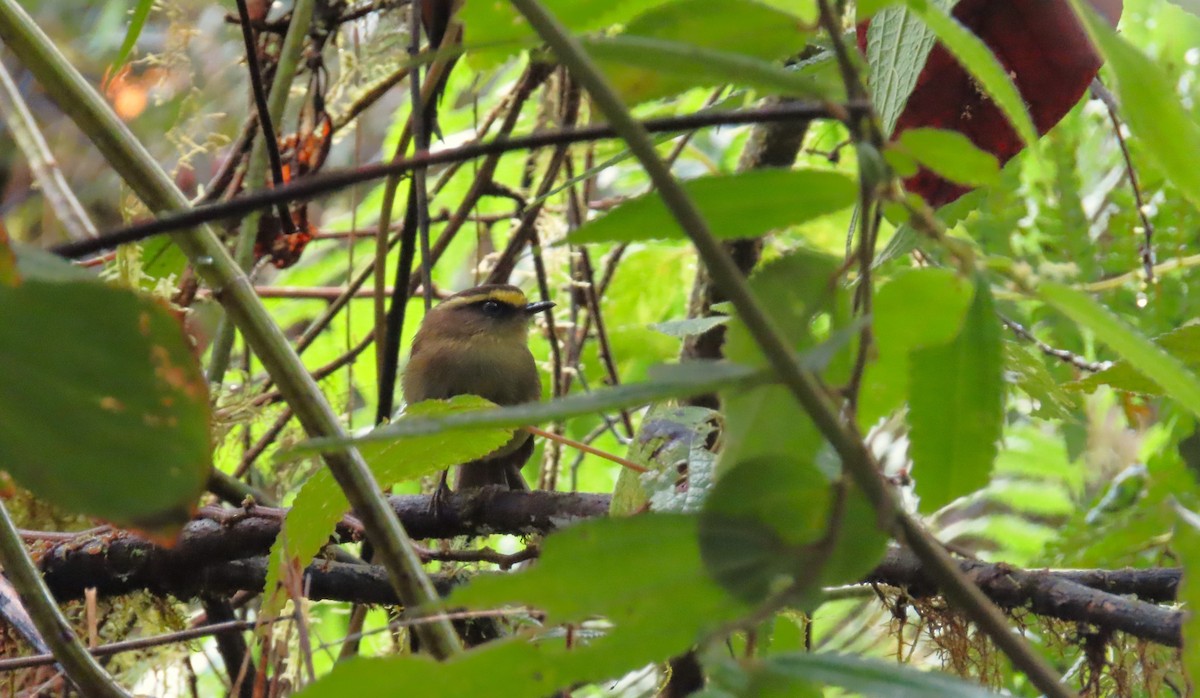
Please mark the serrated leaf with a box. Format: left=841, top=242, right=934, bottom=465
left=858, top=268, right=975, bottom=427
left=1041, top=283, right=1200, bottom=418
left=1074, top=324, right=1200, bottom=398
left=0, top=280, right=211, bottom=537
left=301, top=515, right=748, bottom=698
left=864, top=2, right=952, bottom=136
left=895, top=127, right=1000, bottom=187
left=909, top=276, right=1003, bottom=513
left=567, top=170, right=857, bottom=245
left=262, top=396, right=514, bottom=613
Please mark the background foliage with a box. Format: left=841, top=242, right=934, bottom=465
left=3, top=0, right=1200, bottom=696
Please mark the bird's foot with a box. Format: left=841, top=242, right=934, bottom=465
left=430, top=471, right=452, bottom=519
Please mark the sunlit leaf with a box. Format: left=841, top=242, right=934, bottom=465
left=909, top=276, right=1003, bottom=512
left=858, top=268, right=975, bottom=427
left=895, top=127, right=1000, bottom=188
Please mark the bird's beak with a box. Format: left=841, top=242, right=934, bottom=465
left=525, top=300, right=555, bottom=314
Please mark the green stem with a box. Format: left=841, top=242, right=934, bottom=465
left=208, top=0, right=316, bottom=385
left=507, top=0, right=1069, bottom=695
left=0, top=0, right=462, bottom=660
left=0, top=499, right=129, bottom=697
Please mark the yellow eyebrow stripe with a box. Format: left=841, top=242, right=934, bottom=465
left=487, top=289, right=529, bottom=307
left=442, top=289, right=529, bottom=309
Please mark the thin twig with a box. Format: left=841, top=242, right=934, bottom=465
left=55, top=102, right=869, bottom=260
left=1092, top=78, right=1155, bottom=288
left=1002, top=316, right=1111, bottom=373
left=233, top=0, right=295, bottom=233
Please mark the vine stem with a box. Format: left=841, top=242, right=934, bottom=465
left=0, top=499, right=129, bottom=696
left=0, top=0, right=462, bottom=660
left=506, top=0, right=1071, bottom=695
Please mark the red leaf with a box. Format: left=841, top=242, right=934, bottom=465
left=859, top=0, right=1122, bottom=207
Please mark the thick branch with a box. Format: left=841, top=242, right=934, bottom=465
left=29, top=491, right=1183, bottom=648
left=867, top=548, right=1182, bottom=647
left=34, top=490, right=607, bottom=602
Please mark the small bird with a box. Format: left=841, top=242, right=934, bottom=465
left=402, top=284, right=553, bottom=491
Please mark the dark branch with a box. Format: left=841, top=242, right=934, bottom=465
left=53, top=102, right=868, bottom=260
left=28, top=490, right=1183, bottom=648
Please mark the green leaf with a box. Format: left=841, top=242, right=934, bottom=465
left=752, top=652, right=1002, bottom=697
left=109, top=0, right=153, bottom=74
left=1067, top=0, right=1200, bottom=211
left=863, top=1, right=952, bottom=136
left=858, top=268, right=975, bottom=427
left=895, top=127, right=1000, bottom=187
left=1074, top=325, right=1200, bottom=397
left=459, top=0, right=668, bottom=68
left=595, top=0, right=813, bottom=104
left=909, top=276, right=1003, bottom=513
left=898, top=0, right=1038, bottom=148
left=286, top=361, right=766, bottom=455
left=700, top=454, right=832, bottom=604
left=720, top=252, right=848, bottom=471
left=0, top=280, right=211, bottom=536
left=301, top=515, right=747, bottom=697
left=584, top=33, right=829, bottom=106
left=262, top=396, right=514, bottom=613
left=567, top=169, right=858, bottom=244
left=650, top=315, right=730, bottom=339
left=1040, top=283, right=1200, bottom=418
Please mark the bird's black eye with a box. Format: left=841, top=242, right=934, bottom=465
left=481, top=300, right=504, bottom=316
